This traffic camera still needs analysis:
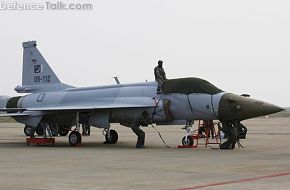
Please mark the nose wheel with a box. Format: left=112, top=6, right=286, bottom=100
left=181, top=120, right=195, bottom=146
left=182, top=136, right=194, bottom=146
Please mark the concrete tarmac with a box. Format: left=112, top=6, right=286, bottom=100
left=0, top=117, right=290, bottom=190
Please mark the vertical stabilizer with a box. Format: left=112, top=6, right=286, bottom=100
left=15, top=41, right=73, bottom=93
left=22, top=41, right=60, bottom=86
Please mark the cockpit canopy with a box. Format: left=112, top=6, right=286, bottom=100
left=161, top=77, right=223, bottom=95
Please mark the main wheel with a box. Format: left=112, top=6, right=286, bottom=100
left=24, top=125, right=33, bottom=136
left=35, top=126, right=44, bottom=136
left=59, top=126, right=69, bottom=136
left=69, top=131, right=82, bottom=146
left=182, top=136, right=194, bottom=146
left=105, top=130, right=118, bottom=144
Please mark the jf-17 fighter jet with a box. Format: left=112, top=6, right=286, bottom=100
left=0, top=41, right=283, bottom=149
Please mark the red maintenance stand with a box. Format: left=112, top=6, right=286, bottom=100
left=202, top=120, right=221, bottom=148
left=178, top=120, right=221, bottom=149
left=26, top=137, right=55, bottom=146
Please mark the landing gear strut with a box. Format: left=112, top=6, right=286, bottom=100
left=219, top=122, right=238, bottom=149
left=68, top=112, right=82, bottom=146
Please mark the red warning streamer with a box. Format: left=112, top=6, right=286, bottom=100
left=178, top=172, right=290, bottom=190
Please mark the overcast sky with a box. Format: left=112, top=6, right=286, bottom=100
left=0, top=0, right=289, bottom=107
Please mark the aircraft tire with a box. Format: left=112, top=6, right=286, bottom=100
left=69, top=131, right=82, bottom=146
left=182, top=136, right=194, bottom=146
left=24, top=125, right=33, bottom=136
left=35, top=126, right=44, bottom=136
left=59, top=126, right=69, bottom=136
left=105, top=130, right=118, bottom=144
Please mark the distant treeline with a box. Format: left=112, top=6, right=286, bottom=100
left=269, top=109, right=290, bottom=117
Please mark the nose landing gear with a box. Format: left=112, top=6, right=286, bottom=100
left=181, top=120, right=195, bottom=146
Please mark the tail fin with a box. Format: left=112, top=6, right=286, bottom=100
left=15, top=41, right=73, bottom=93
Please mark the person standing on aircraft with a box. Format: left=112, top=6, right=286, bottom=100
left=154, top=60, right=167, bottom=94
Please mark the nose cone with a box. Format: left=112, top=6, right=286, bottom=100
left=218, top=93, right=284, bottom=122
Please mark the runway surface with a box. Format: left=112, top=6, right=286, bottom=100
left=0, top=117, right=290, bottom=190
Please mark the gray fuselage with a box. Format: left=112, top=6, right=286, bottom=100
left=16, top=81, right=224, bottom=128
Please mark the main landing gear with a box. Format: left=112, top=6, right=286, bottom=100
left=69, top=112, right=82, bottom=146
left=103, top=129, right=119, bottom=144
left=69, top=131, right=82, bottom=146
left=68, top=112, right=120, bottom=146
left=68, top=128, right=119, bottom=146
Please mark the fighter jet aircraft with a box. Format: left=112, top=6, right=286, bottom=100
left=0, top=41, right=283, bottom=149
